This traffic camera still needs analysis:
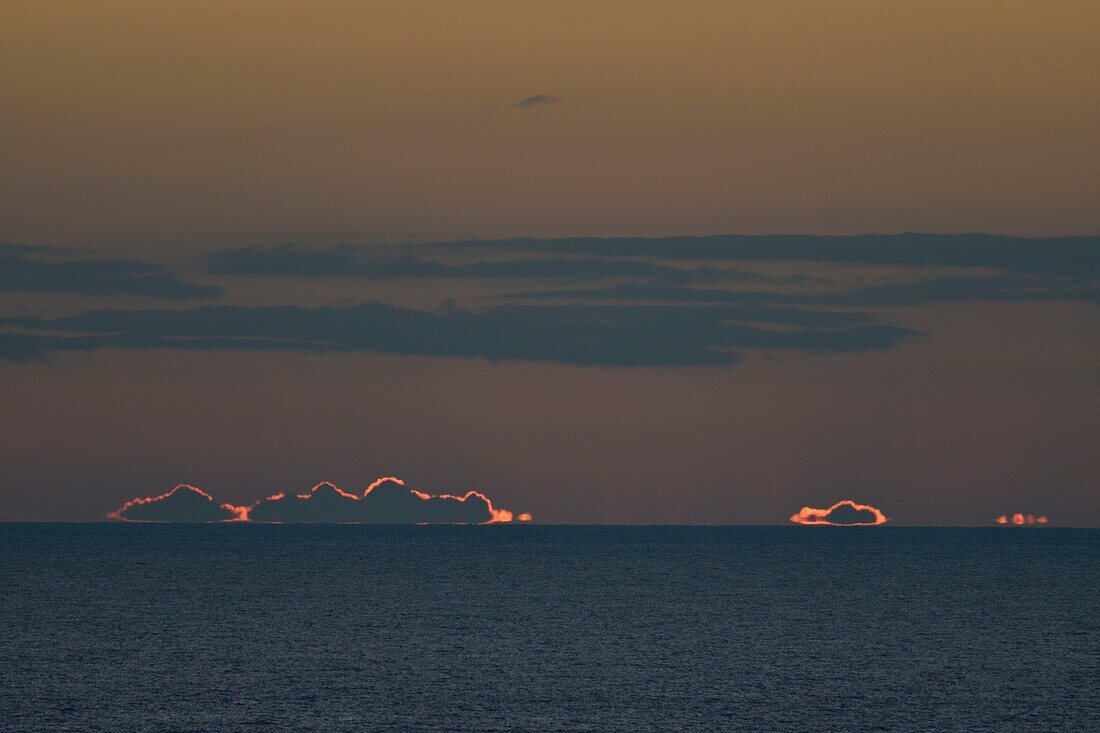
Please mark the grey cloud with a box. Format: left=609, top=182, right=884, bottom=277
left=515, top=94, right=559, bottom=108
left=508, top=276, right=1100, bottom=307
left=420, top=233, right=1100, bottom=279
left=812, top=276, right=1100, bottom=306
left=202, top=243, right=741, bottom=284
left=0, top=301, right=920, bottom=366
left=0, top=249, right=220, bottom=299
left=0, top=242, right=80, bottom=254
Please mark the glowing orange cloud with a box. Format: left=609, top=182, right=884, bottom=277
left=299, top=482, right=359, bottom=501
left=223, top=503, right=251, bottom=522
left=409, top=484, right=515, bottom=523
left=365, top=476, right=407, bottom=495
left=108, top=484, right=241, bottom=522
left=110, top=477, right=531, bottom=524
left=996, top=513, right=1048, bottom=526
left=107, top=484, right=210, bottom=519
left=789, top=499, right=888, bottom=526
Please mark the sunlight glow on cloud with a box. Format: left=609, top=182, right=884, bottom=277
left=108, top=478, right=526, bottom=525
left=789, top=499, right=888, bottom=526
left=108, top=484, right=244, bottom=522
left=995, top=513, right=1048, bottom=526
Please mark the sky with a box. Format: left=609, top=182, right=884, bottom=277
left=1, top=2, right=1098, bottom=524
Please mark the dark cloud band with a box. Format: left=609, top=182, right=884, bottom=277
left=202, top=244, right=739, bottom=284
left=419, top=233, right=1100, bottom=279
left=0, top=301, right=920, bottom=365
left=507, top=276, right=1100, bottom=307
left=0, top=249, right=219, bottom=299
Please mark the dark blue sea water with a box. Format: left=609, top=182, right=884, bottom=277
left=1, top=525, right=1097, bottom=732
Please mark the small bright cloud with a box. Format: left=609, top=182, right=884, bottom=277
left=790, top=499, right=888, bottom=526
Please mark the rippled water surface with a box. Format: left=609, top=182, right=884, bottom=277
left=2, top=525, right=1097, bottom=732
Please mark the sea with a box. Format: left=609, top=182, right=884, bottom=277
left=1, top=524, right=1097, bottom=732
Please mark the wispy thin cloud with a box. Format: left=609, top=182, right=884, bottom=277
left=515, top=94, right=559, bottom=108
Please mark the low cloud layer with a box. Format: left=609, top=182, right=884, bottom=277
left=1, top=247, right=219, bottom=298
left=790, top=500, right=888, bottom=526
left=108, top=478, right=525, bottom=524
left=0, top=302, right=920, bottom=365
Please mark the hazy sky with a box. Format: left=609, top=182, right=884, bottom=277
left=1, top=2, right=1098, bottom=524
left=3, top=1, right=1098, bottom=250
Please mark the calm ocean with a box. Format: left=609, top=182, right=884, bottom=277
left=2, top=525, right=1097, bottom=732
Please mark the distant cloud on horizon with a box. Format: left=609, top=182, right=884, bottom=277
left=790, top=500, right=888, bottom=526
left=109, top=478, right=527, bottom=524
left=108, top=485, right=244, bottom=522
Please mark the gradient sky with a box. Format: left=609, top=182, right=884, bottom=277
left=1, top=2, right=1098, bottom=524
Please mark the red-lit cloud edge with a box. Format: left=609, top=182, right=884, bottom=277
left=789, top=499, right=888, bottom=526
left=106, top=484, right=243, bottom=520
left=108, top=478, right=532, bottom=524
left=995, top=513, right=1048, bottom=526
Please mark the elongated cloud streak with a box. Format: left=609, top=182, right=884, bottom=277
left=789, top=499, right=888, bottom=526
left=108, top=478, right=526, bottom=524
left=515, top=94, right=558, bottom=108
left=203, top=244, right=732, bottom=284
left=429, top=233, right=1100, bottom=279
left=0, top=301, right=920, bottom=365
